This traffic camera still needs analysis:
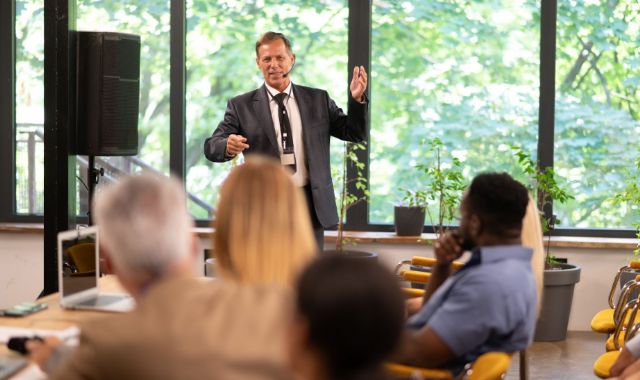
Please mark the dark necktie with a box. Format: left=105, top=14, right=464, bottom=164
left=273, top=92, right=296, bottom=171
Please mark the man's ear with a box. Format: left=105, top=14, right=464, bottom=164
left=469, top=214, right=483, bottom=237
left=100, top=246, right=114, bottom=275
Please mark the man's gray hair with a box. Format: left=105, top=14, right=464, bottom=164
left=93, top=172, right=193, bottom=275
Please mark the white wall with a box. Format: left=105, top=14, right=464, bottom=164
left=0, top=233, right=43, bottom=308
left=1, top=232, right=632, bottom=332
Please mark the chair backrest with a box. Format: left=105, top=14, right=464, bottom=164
left=613, top=275, right=640, bottom=324
left=465, top=352, right=513, bottom=380
left=608, top=261, right=640, bottom=309
left=386, top=352, right=513, bottom=380
left=66, top=242, right=96, bottom=274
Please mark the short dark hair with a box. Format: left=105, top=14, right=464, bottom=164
left=465, top=172, right=529, bottom=236
left=295, top=254, right=405, bottom=379
left=255, top=31, right=293, bottom=57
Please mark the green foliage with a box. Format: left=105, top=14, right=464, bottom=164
left=335, top=142, right=369, bottom=252
left=416, top=138, right=466, bottom=237
left=512, top=146, right=574, bottom=265
left=368, top=0, right=640, bottom=232
left=400, top=189, right=428, bottom=208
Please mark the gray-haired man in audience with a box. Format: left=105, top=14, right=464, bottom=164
left=28, top=173, right=294, bottom=380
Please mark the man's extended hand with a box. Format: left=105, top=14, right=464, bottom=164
left=349, top=65, right=368, bottom=102
left=226, top=134, right=249, bottom=157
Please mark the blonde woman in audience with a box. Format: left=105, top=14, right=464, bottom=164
left=213, top=155, right=317, bottom=286
left=28, top=173, right=295, bottom=380
left=521, top=195, right=545, bottom=317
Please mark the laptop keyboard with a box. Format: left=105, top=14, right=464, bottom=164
left=76, top=294, right=130, bottom=307
left=0, top=356, right=28, bottom=380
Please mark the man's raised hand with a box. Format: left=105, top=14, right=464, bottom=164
left=349, top=65, right=368, bottom=102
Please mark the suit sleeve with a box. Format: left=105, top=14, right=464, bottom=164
left=327, top=93, right=368, bottom=143
left=203, top=100, right=240, bottom=162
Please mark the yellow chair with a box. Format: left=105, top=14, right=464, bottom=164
left=594, top=351, right=621, bottom=379
left=395, top=256, right=464, bottom=294
left=66, top=242, right=96, bottom=274
left=387, top=352, right=513, bottom=380
left=395, top=256, right=465, bottom=275
left=403, top=287, right=425, bottom=298
left=591, top=263, right=640, bottom=334
left=608, top=297, right=640, bottom=351
left=593, top=299, right=640, bottom=377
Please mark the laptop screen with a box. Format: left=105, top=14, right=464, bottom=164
left=60, top=228, right=98, bottom=297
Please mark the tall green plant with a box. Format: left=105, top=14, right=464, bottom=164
left=335, top=142, right=369, bottom=252
left=512, top=146, right=574, bottom=265
left=417, top=138, right=466, bottom=238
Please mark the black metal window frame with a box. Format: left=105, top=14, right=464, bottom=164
left=1, top=0, right=635, bottom=241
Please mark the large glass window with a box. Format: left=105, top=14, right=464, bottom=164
left=555, top=0, right=640, bottom=229
left=185, top=0, right=348, bottom=218
left=15, top=0, right=45, bottom=215
left=369, top=1, right=540, bottom=224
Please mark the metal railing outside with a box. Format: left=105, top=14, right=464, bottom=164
left=15, top=123, right=214, bottom=218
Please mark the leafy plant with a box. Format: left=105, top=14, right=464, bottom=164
left=334, top=142, right=369, bottom=253
left=612, top=155, right=640, bottom=256
left=398, top=188, right=428, bottom=208
left=512, top=146, right=574, bottom=266
left=416, top=138, right=466, bottom=239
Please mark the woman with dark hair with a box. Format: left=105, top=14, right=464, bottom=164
left=287, top=255, right=405, bottom=380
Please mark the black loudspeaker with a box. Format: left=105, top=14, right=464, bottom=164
left=75, top=31, right=140, bottom=156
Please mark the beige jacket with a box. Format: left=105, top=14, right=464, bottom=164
left=50, top=276, right=294, bottom=380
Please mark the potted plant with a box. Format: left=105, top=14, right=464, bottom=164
left=419, top=138, right=466, bottom=238
left=327, top=141, right=376, bottom=260
left=394, top=189, right=427, bottom=237
left=404, top=138, right=466, bottom=286
left=512, top=146, right=580, bottom=341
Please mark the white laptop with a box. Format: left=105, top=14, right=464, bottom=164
left=58, top=226, right=135, bottom=312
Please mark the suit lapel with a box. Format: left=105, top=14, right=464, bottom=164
left=253, top=85, right=279, bottom=153
left=292, top=84, right=312, bottom=147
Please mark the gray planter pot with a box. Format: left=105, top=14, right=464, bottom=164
left=534, top=263, right=581, bottom=342
left=394, top=206, right=426, bottom=236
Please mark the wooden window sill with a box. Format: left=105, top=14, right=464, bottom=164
left=1, top=224, right=637, bottom=250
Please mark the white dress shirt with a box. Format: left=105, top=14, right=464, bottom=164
left=264, top=81, right=308, bottom=187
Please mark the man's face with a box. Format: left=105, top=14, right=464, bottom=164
left=256, top=39, right=295, bottom=92
left=457, top=196, right=477, bottom=251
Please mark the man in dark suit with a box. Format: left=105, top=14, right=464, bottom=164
left=204, top=31, right=368, bottom=250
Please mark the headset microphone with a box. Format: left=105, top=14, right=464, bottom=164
left=282, top=61, right=295, bottom=78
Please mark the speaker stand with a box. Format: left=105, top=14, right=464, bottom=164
left=87, top=155, right=104, bottom=225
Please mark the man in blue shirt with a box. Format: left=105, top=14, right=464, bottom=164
left=394, top=172, right=537, bottom=374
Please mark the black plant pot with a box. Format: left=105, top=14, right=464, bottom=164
left=394, top=206, right=426, bottom=236
left=323, top=249, right=378, bottom=262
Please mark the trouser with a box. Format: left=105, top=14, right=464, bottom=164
left=302, top=184, right=325, bottom=252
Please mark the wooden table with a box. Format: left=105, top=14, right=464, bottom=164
left=0, top=276, right=125, bottom=378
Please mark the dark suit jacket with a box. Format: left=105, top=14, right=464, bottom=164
left=204, top=84, right=368, bottom=228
